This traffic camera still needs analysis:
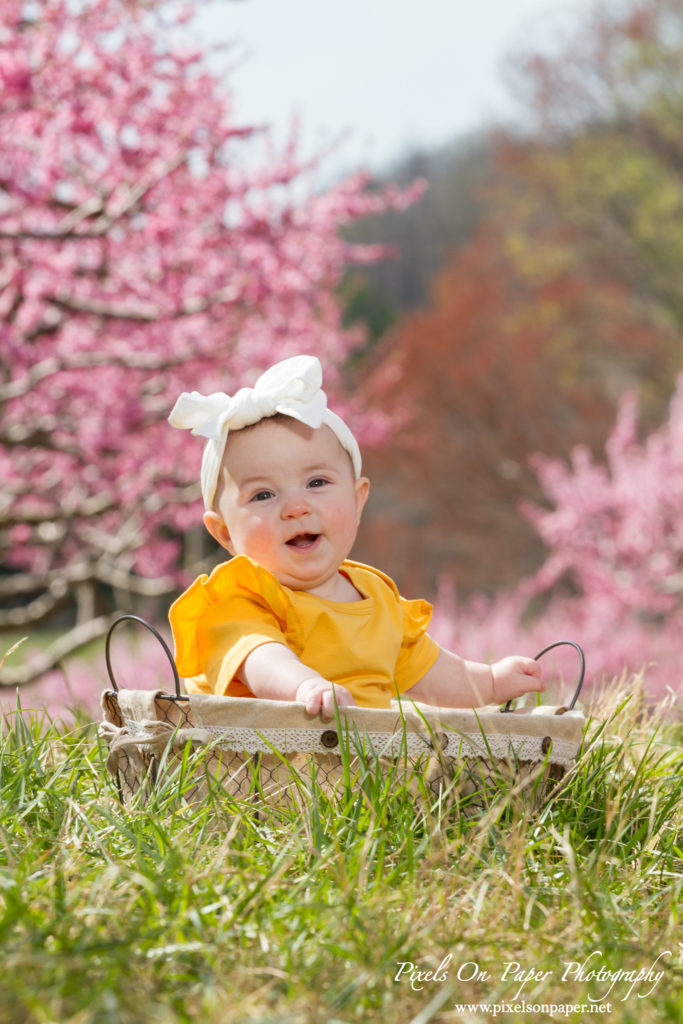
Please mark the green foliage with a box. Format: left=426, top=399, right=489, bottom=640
left=500, top=0, right=683, bottom=414
left=0, top=684, right=681, bottom=1023
left=339, top=273, right=398, bottom=349
left=342, top=133, right=494, bottom=318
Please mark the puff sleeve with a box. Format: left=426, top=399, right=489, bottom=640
left=393, top=595, right=441, bottom=693
left=169, top=556, right=302, bottom=696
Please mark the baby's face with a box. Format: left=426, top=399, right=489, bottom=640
left=206, top=417, right=369, bottom=597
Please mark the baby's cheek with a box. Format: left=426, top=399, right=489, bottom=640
left=236, top=519, right=276, bottom=559
left=333, top=500, right=362, bottom=534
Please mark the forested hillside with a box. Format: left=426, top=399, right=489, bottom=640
left=349, top=0, right=683, bottom=600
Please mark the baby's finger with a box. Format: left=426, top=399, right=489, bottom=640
left=519, top=669, right=545, bottom=693
left=320, top=689, right=336, bottom=721
left=305, top=691, right=323, bottom=716
left=510, top=656, right=541, bottom=677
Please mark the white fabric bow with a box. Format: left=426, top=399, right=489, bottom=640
left=169, top=354, right=362, bottom=509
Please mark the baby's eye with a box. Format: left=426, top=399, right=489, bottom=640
left=307, top=477, right=329, bottom=489
left=250, top=489, right=274, bottom=502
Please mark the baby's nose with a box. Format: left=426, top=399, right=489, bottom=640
left=281, top=493, right=311, bottom=518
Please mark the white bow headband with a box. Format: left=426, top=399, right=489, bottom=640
left=168, top=355, right=362, bottom=510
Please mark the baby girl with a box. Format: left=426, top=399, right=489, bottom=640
left=168, top=355, right=543, bottom=719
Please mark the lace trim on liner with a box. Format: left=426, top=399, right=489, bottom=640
left=122, top=719, right=579, bottom=768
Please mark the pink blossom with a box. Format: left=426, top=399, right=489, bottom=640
left=433, top=378, right=683, bottom=703
left=1, top=0, right=418, bottom=644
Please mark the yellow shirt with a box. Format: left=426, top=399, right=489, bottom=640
left=169, top=555, right=440, bottom=708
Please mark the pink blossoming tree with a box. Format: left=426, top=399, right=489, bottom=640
left=431, top=376, right=683, bottom=701
left=0, top=0, right=419, bottom=686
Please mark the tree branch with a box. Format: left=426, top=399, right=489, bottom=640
left=0, top=562, right=92, bottom=598
left=0, top=151, right=190, bottom=241
left=0, top=491, right=117, bottom=529
left=0, top=349, right=206, bottom=403
left=48, top=293, right=161, bottom=321
left=0, top=579, right=70, bottom=629
left=0, top=614, right=117, bottom=688
left=47, top=282, right=242, bottom=323
left=95, top=564, right=179, bottom=596
left=0, top=421, right=84, bottom=455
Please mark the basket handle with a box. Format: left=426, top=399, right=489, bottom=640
left=501, top=640, right=585, bottom=713
left=105, top=614, right=182, bottom=697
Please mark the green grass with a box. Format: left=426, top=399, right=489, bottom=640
left=0, top=682, right=681, bottom=1024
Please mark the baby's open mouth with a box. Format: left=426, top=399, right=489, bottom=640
left=286, top=533, right=320, bottom=549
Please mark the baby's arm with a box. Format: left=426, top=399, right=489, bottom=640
left=404, top=646, right=544, bottom=708
left=239, top=642, right=356, bottom=720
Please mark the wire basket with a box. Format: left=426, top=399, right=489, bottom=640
left=99, top=616, right=587, bottom=811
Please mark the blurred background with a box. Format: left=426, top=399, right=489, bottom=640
left=2, top=0, right=682, bottom=716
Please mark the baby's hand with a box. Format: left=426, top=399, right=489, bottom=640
left=295, top=676, right=356, bottom=721
left=491, top=656, right=544, bottom=705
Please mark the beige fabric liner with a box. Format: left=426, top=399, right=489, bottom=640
left=100, top=690, right=586, bottom=808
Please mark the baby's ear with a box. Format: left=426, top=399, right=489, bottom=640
left=203, top=511, right=234, bottom=554
left=355, top=475, right=370, bottom=517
